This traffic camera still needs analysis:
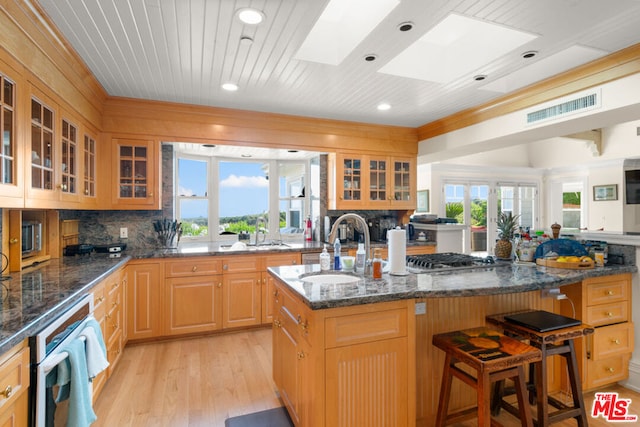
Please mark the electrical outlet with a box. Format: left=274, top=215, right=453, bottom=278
left=120, top=227, right=128, bottom=239
left=415, top=301, right=426, bottom=315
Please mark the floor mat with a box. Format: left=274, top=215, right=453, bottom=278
left=225, top=407, right=293, bottom=427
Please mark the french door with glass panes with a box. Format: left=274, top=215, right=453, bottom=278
left=443, top=182, right=537, bottom=254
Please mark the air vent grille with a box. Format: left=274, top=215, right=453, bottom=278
left=527, top=93, right=598, bottom=124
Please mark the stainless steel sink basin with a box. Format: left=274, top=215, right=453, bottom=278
left=220, top=241, right=291, bottom=251
left=299, top=273, right=362, bottom=285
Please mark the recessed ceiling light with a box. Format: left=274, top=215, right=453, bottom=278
left=237, top=8, right=265, bottom=25
left=287, top=150, right=299, bottom=153
left=364, top=54, right=378, bottom=62
left=377, top=103, right=391, bottom=111
left=398, top=21, right=414, bottom=32
left=241, top=154, right=252, bottom=158
left=222, top=83, right=239, bottom=91
left=522, top=50, right=538, bottom=59
left=473, top=74, right=487, bottom=81
left=203, top=144, right=216, bottom=148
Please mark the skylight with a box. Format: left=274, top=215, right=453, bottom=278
left=294, top=0, right=399, bottom=66
left=378, top=13, right=538, bottom=83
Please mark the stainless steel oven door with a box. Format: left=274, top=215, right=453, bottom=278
left=30, top=294, right=93, bottom=427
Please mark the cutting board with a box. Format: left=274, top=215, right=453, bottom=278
left=536, top=258, right=594, bottom=269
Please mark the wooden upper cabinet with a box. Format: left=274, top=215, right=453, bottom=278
left=59, top=117, right=80, bottom=203
left=111, top=138, right=160, bottom=209
left=328, top=152, right=416, bottom=210
left=0, top=67, right=23, bottom=206
left=80, top=130, right=99, bottom=207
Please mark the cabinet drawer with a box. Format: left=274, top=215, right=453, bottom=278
left=278, top=285, right=312, bottom=344
left=586, top=278, right=629, bottom=306
left=264, top=253, right=300, bottom=268
left=0, top=346, right=29, bottom=412
left=93, top=283, right=106, bottom=314
left=325, top=308, right=407, bottom=348
left=586, top=354, right=630, bottom=390
left=165, top=258, right=223, bottom=277
left=585, top=301, right=629, bottom=326
left=222, top=256, right=261, bottom=273
left=590, top=323, right=634, bottom=360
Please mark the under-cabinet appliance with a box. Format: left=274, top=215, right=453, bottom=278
left=30, top=294, right=94, bottom=427
left=22, top=221, right=42, bottom=257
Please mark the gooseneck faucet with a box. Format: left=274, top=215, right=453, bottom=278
left=328, top=213, right=371, bottom=275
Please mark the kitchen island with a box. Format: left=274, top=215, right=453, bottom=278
left=267, top=262, right=636, bottom=427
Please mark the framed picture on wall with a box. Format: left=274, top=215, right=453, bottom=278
left=593, top=184, right=618, bottom=201
left=417, top=190, right=429, bottom=212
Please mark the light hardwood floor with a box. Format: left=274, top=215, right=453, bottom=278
left=94, top=328, right=640, bottom=426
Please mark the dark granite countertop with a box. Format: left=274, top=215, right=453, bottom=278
left=0, top=254, right=129, bottom=355
left=267, top=262, right=637, bottom=310
left=126, top=240, right=435, bottom=258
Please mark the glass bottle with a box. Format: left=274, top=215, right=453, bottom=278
left=372, top=248, right=383, bottom=279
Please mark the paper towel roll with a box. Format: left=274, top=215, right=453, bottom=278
left=387, top=227, right=407, bottom=275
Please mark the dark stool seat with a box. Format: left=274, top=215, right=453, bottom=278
left=486, top=311, right=594, bottom=427
left=432, top=327, right=542, bottom=427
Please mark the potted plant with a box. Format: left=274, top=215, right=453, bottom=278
left=495, top=212, right=519, bottom=259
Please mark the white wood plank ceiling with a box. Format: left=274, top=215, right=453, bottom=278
left=36, top=0, right=640, bottom=128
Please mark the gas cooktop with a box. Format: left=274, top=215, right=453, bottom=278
left=406, top=252, right=505, bottom=273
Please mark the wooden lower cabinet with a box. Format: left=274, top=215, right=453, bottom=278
left=165, top=275, right=223, bottom=335
left=272, top=277, right=415, bottom=427
left=563, top=273, right=634, bottom=390
left=222, top=272, right=262, bottom=328
left=126, top=261, right=162, bottom=340
left=0, top=341, right=29, bottom=427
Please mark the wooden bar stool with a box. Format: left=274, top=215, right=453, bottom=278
left=432, top=327, right=542, bottom=427
left=486, top=311, right=594, bottom=427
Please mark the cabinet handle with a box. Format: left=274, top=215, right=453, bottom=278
left=273, top=319, right=282, bottom=328
left=273, top=290, right=279, bottom=298
left=611, top=339, right=621, bottom=345
left=297, top=315, right=308, bottom=332
left=112, top=301, right=118, bottom=308
left=9, top=238, right=17, bottom=244
left=192, top=266, right=197, bottom=272
left=292, top=261, right=297, bottom=265
left=0, top=385, right=12, bottom=398
left=223, top=265, right=228, bottom=270
left=57, top=183, right=68, bottom=191
left=606, top=367, right=615, bottom=373
left=217, top=282, right=222, bottom=288
left=297, top=351, right=305, bottom=360
left=606, top=312, right=614, bottom=317
left=98, top=296, right=105, bottom=303
left=606, top=290, right=614, bottom=296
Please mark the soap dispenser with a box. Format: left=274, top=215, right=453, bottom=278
left=319, top=244, right=330, bottom=271
left=333, top=238, right=342, bottom=270
left=355, top=238, right=366, bottom=272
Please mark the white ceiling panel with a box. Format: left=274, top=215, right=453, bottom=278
left=35, top=0, right=640, bottom=127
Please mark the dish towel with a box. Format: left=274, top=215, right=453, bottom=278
left=55, top=338, right=97, bottom=427
left=79, top=319, right=109, bottom=379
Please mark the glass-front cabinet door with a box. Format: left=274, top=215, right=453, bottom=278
left=60, top=118, right=78, bottom=196
left=30, top=97, right=54, bottom=192
left=391, top=157, right=414, bottom=209
left=0, top=70, right=22, bottom=205
left=330, top=153, right=364, bottom=209
left=112, top=138, right=159, bottom=208
left=369, top=157, right=387, bottom=204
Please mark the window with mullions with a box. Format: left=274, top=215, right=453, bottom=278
left=175, top=149, right=317, bottom=242
left=176, top=157, right=210, bottom=237
left=497, top=184, right=537, bottom=231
